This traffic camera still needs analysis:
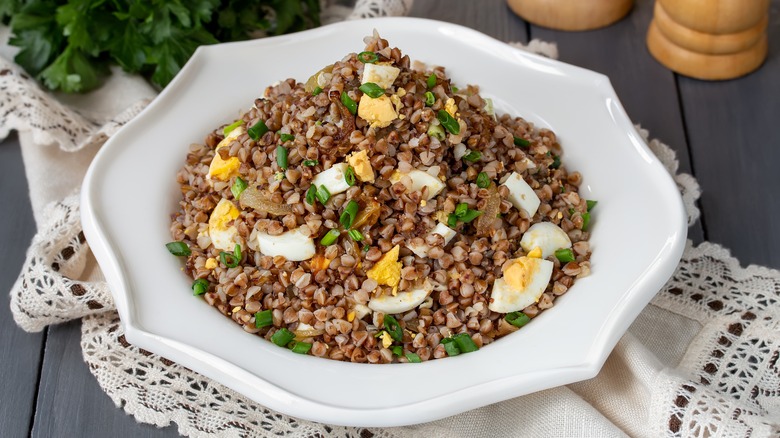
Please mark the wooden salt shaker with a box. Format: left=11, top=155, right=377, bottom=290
left=647, top=0, right=769, bottom=80
left=507, top=0, right=634, bottom=31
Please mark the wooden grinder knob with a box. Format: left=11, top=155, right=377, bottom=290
left=647, top=0, right=769, bottom=80
left=507, top=0, right=634, bottom=31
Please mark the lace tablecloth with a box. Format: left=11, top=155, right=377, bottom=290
left=2, top=3, right=779, bottom=437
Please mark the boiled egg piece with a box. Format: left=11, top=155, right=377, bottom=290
left=208, top=199, right=241, bottom=251
left=408, top=223, right=457, bottom=258
left=347, top=149, right=374, bottom=182
left=311, top=162, right=351, bottom=196
left=358, top=94, right=397, bottom=128
left=255, top=227, right=315, bottom=261
left=501, top=172, right=540, bottom=218
left=208, top=126, right=244, bottom=181
left=366, top=244, right=402, bottom=295
left=520, top=222, right=572, bottom=259
left=389, top=169, right=445, bottom=200
left=488, top=256, right=553, bottom=313
left=361, top=63, right=400, bottom=89
left=368, top=280, right=433, bottom=314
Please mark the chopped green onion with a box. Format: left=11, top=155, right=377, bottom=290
left=560, top=185, right=566, bottom=193
left=452, top=86, right=459, bottom=93
left=550, top=154, right=561, bottom=169
left=315, top=120, right=322, bottom=126
left=231, top=177, right=248, bottom=199
left=341, top=92, right=357, bottom=115
left=219, top=244, right=241, bottom=268
left=344, top=166, right=356, bottom=186
left=383, top=315, right=403, bottom=342
left=459, top=209, right=482, bottom=223
left=271, top=328, right=295, bottom=347
left=247, top=120, right=268, bottom=141
left=192, top=278, right=209, bottom=296
left=455, top=203, right=469, bottom=218
left=424, top=91, right=435, bottom=106
left=476, top=172, right=490, bottom=189
left=290, top=341, right=312, bottom=354
left=357, top=51, right=378, bottom=63
left=223, top=119, right=244, bottom=136
left=441, top=338, right=461, bottom=356
left=513, top=136, right=530, bottom=148
left=312, top=86, right=323, bottom=96
left=582, top=212, right=591, bottom=230
left=305, top=185, right=316, bottom=205
left=166, top=241, right=191, bottom=257
left=279, top=133, right=295, bottom=142
left=427, top=124, right=446, bottom=141
left=555, top=248, right=576, bottom=263
left=405, top=352, right=422, bottom=363
left=255, top=309, right=273, bottom=328
left=392, top=346, right=403, bottom=356
left=447, top=213, right=458, bottom=228
left=453, top=333, right=479, bottom=353
left=303, top=159, right=319, bottom=167
left=340, top=200, right=359, bottom=229
left=462, top=150, right=481, bottom=162
left=359, top=82, right=385, bottom=98
left=587, top=200, right=598, bottom=211
left=316, top=184, right=331, bottom=205
left=426, top=73, right=436, bottom=89
left=362, top=244, right=370, bottom=252
left=347, top=229, right=364, bottom=242
left=506, top=311, right=531, bottom=328
left=320, top=229, right=340, bottom=246
left=437, top=110, right=460, bottom=134
left=276, top=145, right=288, bottom=170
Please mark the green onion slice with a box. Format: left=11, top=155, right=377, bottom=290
left=247, top=120, right=268, bottom=141
left=363, top=244, right=370, bottom=252
left=506, top=311, right=531, bottom=328
left=340, top=200, right=359, bottom=229
left=312, top=86, right=323, bottom=96
left=437, top=110, right=460, bottom=134
left=550, top=154, right=561, bottom=169
left=513, top=136, right=530, bottom=148
left=271, top=328, right=295, bottom=347
left=459, top=209, right=482, bottom=223
left=255, top=309, right=273, bottom=328
left=192, top=278, right=209, bottom=296
left=166, top=241, right=191, bottom=257
left=453, top=333, right=479, bottom=353
left=302, top=159, right=319, bottom=167
left=476, top=172, right=490, bottom=189
left=279, top=133, right=295, bottom=142
left=276, top=145, right=288, bottom=170
left=357, top=51, right=378, bottom=63
left=582, top=212, right=591, bottom=230
left=391, top=346, right=403, bottom=356
left=344, top=165, right=356, bottom=186
left=305, top=185, right=316, bottom=205
left=231, top=176, right=248, bottom=199
left=405, top=352, right=422, bottom=363
left=451, top=85, right=459, bottom=93
left=555, top=248, right=576, bottom=263
left=426, top=73, right=436, bottom=89
left=455, top=203, right=469, bottom=218
left=587, top=200, right=598, bottom=211
left=347, top=229, right=364, bottom=241
left=359, top=82, right=385, bottom=98
left=219, top=244, right=241, bottom=268
left=427, top=124, right=445, bottom=141
left=223, top=119, right=244, bottom=136
left=383, top=315, right=403, bottom=342
left=462, top=150, right=481, bottom=162
left=320, top=229, right=340, bottom=246
left=290, top=341, right=312, bottom=354
left=441, top=338, right=461, bottom=356
left=341, top=92, right=357, bottom=115
left=424, top=91, right=435, bottom=106
left=447, top=213, right=458, bottom=228
left=316, top=184, right=331, bottom=205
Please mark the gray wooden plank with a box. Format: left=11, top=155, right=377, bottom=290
left=528, top=0, right=705, bottom=243
left=0, top=133, right=44, bottom=437
left=410, top=0, right=529, bottom=43
left=677, top=1, right=780, bottom=269
left=31, top=320, right=180, bottom=438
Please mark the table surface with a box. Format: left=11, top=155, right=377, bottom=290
left=2, top=0, right=779, bottom=436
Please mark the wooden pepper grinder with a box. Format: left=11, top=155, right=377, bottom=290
left=647, top=0, right=770, bottom=80
left=507, top=0, right=634, bottom=31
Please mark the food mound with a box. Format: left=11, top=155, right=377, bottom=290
left=168, top=32, right=594, bottom=363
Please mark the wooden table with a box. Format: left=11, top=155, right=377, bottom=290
left=1, top=0, right=778, bottom=436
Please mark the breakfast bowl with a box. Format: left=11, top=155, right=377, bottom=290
left=81, top=17, right=687, bottom=427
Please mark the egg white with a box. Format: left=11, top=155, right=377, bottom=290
left=501, top=171, right=540, bottom=218
left=520, top=222, right=572, bottom=259
left=311, top=163, right=351, bottom=196
left=390, top=169, right=445, bottom=200
left=256, top=227, right=315, bottom=261
left=488, top=258, right=553, bottom=313
left=408, top=223, right=457, bottom=258
left=368, top=280, right=433, bottom=314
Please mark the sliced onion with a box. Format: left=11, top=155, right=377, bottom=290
left=304, top=64, right=334, bottom=93
left=352, top=198, right=381, bottom=229
left=239, top=185, right=293, bottom=216
left=476, top=184, right=501, bottom=236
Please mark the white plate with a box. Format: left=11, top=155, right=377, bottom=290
left=81, top=17, right=687, bottom=427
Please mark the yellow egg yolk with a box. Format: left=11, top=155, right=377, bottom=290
left=527, top=247, right=543, bottom=259
left=366, top=244, right=402, bottom=295
left=209, top=199, right=240, bottom=234
left=347, top=149, right=375, bottom=182
left=502, top=257, right=542, bottom=292
left=445, top=98, right=458, bottom=117
left=205, top=258, right=218, bottom=269
left=357, top=94, right=397, bottom=128
left=380, top=331, right=393, bottom=349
